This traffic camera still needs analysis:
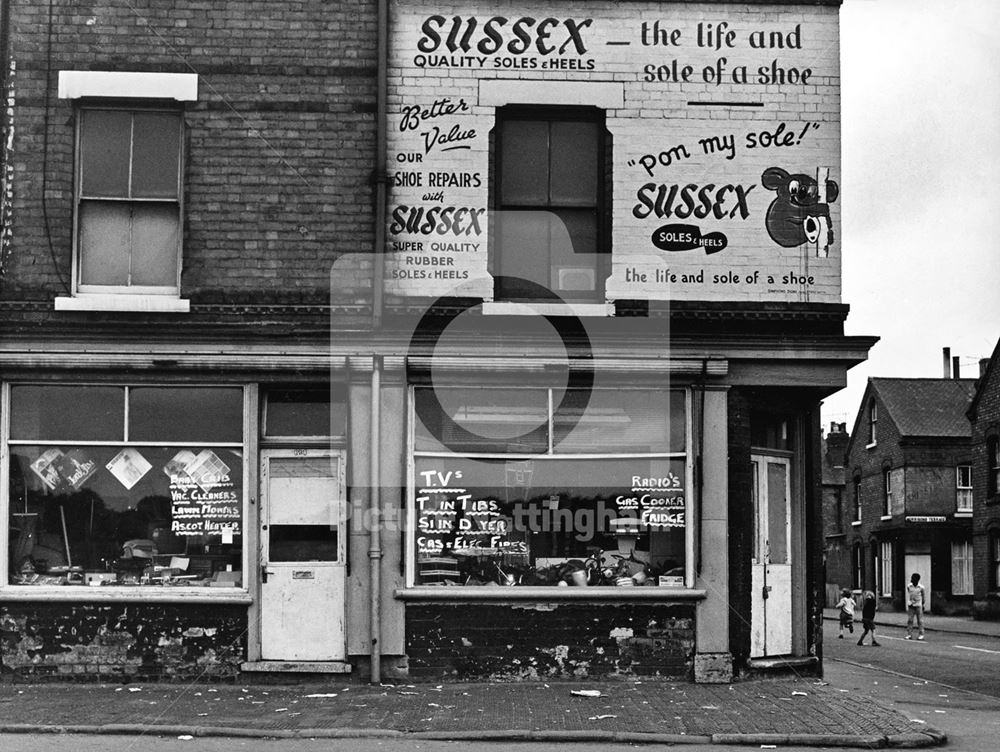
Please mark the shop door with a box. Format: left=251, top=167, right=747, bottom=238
left=260, top=449, right=346, bottom=661
left=750, top=454, right=792, bottom=658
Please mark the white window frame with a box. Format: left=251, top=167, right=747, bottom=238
left=852, top=542, right=863, bottom=590
left=55, top=71, right=196, bottom=313
left=852, top=476, right=862, bottom=525
left=0, top=382, right=252, bottom=602
left=882, top=468, right=892, bottom=519
left=866, top=401, right=878, bottom=448
left=951, top=540, right=973, bottom=596
left=878, top=541, right=893, bottom=597
left=73, top=106, right=185, bottom=296
left=404, top=386, right=695, bottom=593
left=956, top=465, right=973, bottom=515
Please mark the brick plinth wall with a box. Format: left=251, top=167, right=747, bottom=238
left=1, top=603, right=247, bottom=681
left=405, top=603, right=694, bottom=681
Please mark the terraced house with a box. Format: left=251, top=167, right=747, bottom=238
left=837, top=374, right=977, bottom=615
left=0, top=0, right=872, bottom=683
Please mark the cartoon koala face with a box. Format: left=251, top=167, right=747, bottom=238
left=761, top=167, right=839, bottom=249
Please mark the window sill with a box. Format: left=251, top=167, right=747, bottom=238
left=955, top=511, right=973, bottom=518
left=0, top=587, right=252, bottom=604
left=396, top=586, right=706, bottom=601
left=55, top=295, right=190, bottom=313
left=481, top=301, right=614, bottom=318
left=866, top=442, right=877, bottom=450
left=852, top=520, right=862, bottom=526
left=880, top=515, right=892, bottom=521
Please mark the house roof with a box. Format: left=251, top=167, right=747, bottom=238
left=969, top=335, right=1000, bottom=421
left=870, top=378, right=978, bottom=438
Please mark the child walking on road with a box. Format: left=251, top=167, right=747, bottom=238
left=836, top=588, right=855, bottom=638
left=857, top=590, right=880, bottom=646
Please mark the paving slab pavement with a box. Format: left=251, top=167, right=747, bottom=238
left=0, top=677, right=946, bottom=747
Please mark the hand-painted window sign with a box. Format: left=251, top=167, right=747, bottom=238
left=418, top=16, right=594, bottom=56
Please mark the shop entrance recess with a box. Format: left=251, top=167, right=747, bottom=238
left=259, top=449, right=346, bottom=662
left=750, top=453, right=792, bottom=658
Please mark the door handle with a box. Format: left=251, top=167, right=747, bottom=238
left=762, top=585, right=772, bottom=599
left=262, top=565, right=273, bottom=584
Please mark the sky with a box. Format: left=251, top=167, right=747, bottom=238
left=821, top=0, right=1000, bottom=431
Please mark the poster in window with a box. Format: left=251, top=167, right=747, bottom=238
left=106, top=447, right=153, bottom=490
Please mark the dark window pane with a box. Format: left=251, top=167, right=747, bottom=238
left=130, top=388, right=243, bottom=442
left=550, top=121, right=598, bottom=205
left=767, top=461, right=788, bottom=563
left=550, top=208, right=597, bottom=256
left=78, top=201, right=130, bottom=286
left=265, top=386, right=346, bottom=437
left=10, top=386, right=124, bottom=441
left=495, top=210, right=552, bottom=295
left=132, top=112, right=180, bottom=198
left=268, top=526, right=338, bottom=562
left=500, top=120, right=548, bottom=205
left=80, top=110, right=131, bottom=197
left=415, top=387, right=548, bottom=453
left=129, top=204, right=179, bottom=287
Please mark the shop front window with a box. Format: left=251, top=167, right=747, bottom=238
left=410, top=387, right=688, bottom=588
left=5, top=384, right=245, bottom=589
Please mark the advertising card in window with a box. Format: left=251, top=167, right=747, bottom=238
left=106, top=447, right=153, bottom=490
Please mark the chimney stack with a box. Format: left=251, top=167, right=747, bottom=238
left=982, top=358, right=991, bottom=378
left=953, top=355, right=961, bottom=379
left=943, top=347, right=951, bottom=378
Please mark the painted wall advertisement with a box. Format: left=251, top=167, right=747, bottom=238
left=386, top=2, right=841, bottom=303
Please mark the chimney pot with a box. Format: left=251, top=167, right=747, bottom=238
left=953, top=355, right=961, bottom=379
left=943, top=347, right=951, bottom=378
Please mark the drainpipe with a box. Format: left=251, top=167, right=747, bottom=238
left=372, top=0, right=388, bottom=329
left=368, top=355, right=383, bottom=683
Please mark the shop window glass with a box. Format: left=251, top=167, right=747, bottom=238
left=411, top=388, right=687, bottom=587
left=130, top=387, right=242, bottom=442
left=553, top=389, right=684, bottom=453
left=10, top=385, right=124, bottom=441
left=415, top=387, right=548, bottom=454
left=7, top=385, right=245, bottom=589
left=264, top=386, right=346, bottom=438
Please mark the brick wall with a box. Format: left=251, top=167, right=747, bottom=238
left=971, top=344, right=1000, bottom=618
left=1, top=0, right=376, bottom=308
left=1, top=602, right=247, bottom=681
left=405, top=603, right=694, bottom=680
